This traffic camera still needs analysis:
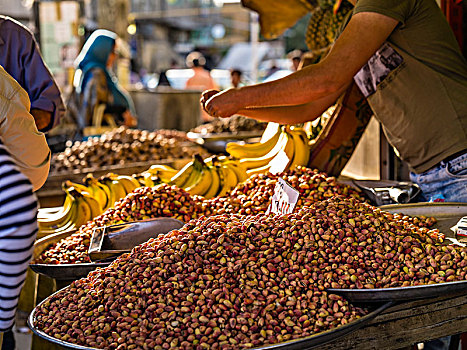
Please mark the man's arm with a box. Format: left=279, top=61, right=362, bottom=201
left=204, top=11, right=398, bottom=120
left=236, top=84, right=348, bottom=123
left=21, top=25, right=65, bottom=132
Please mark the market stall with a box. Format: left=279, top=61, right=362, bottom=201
left=17, top=0, right=466, bottom=349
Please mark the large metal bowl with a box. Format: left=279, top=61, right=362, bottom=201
left=30, top=229, right=109, bottom=281
left=28, top=287, right=391, bottom=350
left=325, top=203, right=467, bottom=303
left=327, top=280, right=467, bottom=303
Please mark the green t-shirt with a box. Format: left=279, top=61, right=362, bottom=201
left=352, top=0, right=467, bottom=173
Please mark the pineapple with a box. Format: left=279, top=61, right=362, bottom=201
left=306, top=1, right=352, bottom=52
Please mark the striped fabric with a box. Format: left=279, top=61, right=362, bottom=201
left=0, top=142, right=38, bottom=332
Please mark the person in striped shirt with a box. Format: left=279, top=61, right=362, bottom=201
left=0, top=65, right=50, bottom=347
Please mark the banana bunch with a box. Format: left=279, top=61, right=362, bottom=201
left=165, top=154, right=248, bottom=199
left=38, top=174, right=140, bottom=236
left=37, top=184, right=101, bottom=237
left=136, top=164, right=179, bottom=187
left=225, top=124, right=311, bottom=176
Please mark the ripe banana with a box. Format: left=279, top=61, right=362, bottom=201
left=223, top=161, right=248, bottom=184
left=73, top=195, right=93, bottom=228
left=238, top=131, right=289, bottom=170
left=226, top=124, right=282, bottom=159
left=203, top=165, right=221, bottom=199
left=99, top=177, right=127, bottom=206
left=185, top=162, right=213, bottom=196
left=216, top=165, right=238, bottom=197
left=142, top=173, right=156, bottom=187
left=170, top=160, right=195, bottom=188
left=80, top=191, right=103, bottom=219
left=268, top=130, right=295, bottom=174
left=116, top=175, right=140, bottom=194
left=38, top=195, right=74, bottom=230
left=246, top=164, right=271, bottom=177
left=84, top=176, right=110, bottom=211
left=63, top=180, right=92, bottom=196
left=145, top=164, right=178, bottom=183
left=181, top=156, right=204, bottom=189
left=288, top=127, right=311, bottom=170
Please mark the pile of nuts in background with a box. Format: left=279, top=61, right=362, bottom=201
left=50, top=127, right=209, bottom=174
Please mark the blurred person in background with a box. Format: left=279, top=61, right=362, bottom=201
left=230, top=69, right=245, bottom=88
left=0, top=66, right=50, bottom=350
left=185, top=51, right=218, bottom=122
left=0, top=15, right=65, bottom=133
left=72, top=29, right=137, bottom=134
left=287, top=49, right=303, bottom=71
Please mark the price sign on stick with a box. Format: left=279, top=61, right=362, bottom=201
left=267, top=178, right=300, bottom=215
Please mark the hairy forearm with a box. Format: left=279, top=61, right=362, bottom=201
left=235, top=62, right=345, bottom=109
left=236, top=84, right=348, bottom=124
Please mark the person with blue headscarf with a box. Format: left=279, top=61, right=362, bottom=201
left=72, top=29, right=137, bottom=133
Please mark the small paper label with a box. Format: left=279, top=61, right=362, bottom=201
left=267, top=178, right=300, bottom=215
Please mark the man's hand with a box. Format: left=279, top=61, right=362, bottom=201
left=200, top=89, right=220, bottom=112
left=30, top=109, right=52, bottom=132
left=203, top=88, right=242, bottom=119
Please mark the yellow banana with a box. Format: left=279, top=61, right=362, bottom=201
left=223, top=161, right=249, bottom=183
left=142, top=173, right=156, bottom=187
left=238, top=131, right=289, bottom=170
left=246, top=164, right=271, bottom=177
left=99, top=177, right=127, bottom=206
left=203, top=165, right=221, bottom=199
left=67, top=188, right=93, bottom=228
left=288, top=127, right=311, bottom=170
left=169, top=160, right=195, bottom=188
left=143, top=167, right=178, bottom=183
left=185, top=163, right=213, bottom=196
left=181, top=157, right=204, bottom=190
left=268, top=130, right=295, bottom=174
left=38, top=195, right=74, bottom=230
left=85, top=177, right=110, bottom=211
left=144, top=164, right=178, bottom=183
left=109, top=180, right=127, bottom=205
left=116, top=175, right=140, bottom=194
left=80, top=191, right=103, bottom=219
left=216, top=165, right=238, bottom=197
left=226, top=123, right=281, bottom=159
left=62, top=180, right=92, bottom=196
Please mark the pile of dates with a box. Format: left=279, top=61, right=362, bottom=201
left=50, top=127, right=208, bottom=173
left=34, top=185, right=202, bottom=264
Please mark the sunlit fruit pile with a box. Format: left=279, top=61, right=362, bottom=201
left=33, top=196, right=466, bottom=349
left=50, top=127, right=208, bottom=173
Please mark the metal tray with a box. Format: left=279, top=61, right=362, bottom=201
left=88, top=218, right=184, bottom=261
left=28, top=288, right=391, bottom=350
left=380, top=202, right=467, bottom=241
left=29, top=262, right=111, bottom=281
left=327, top=280, right=467, bottom=303
left=30, top=228, right=110, bottom=281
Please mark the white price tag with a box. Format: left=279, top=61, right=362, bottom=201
left=267, top=178, right=300, bottom=215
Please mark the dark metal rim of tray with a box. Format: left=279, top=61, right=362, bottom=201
left=327, top=280, right=467, bottom=302
left=28, top=288, right=391, bottom=350
left=29, top=262, right=111, bottom=281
